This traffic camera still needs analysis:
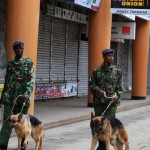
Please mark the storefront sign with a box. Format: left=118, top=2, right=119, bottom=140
left=35, top=82, right=77, bottom=100
left=111, top=0, right=150, bottom=15
left=111, top=22, right=136, bottom=39
left=74, top=0, right=102, bottom=11
left=46, top=5, right=87, bottom=24
left=62, top=9, right=87, bottom=24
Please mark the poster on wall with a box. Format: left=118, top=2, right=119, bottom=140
left=74, top=0, right=102, bottom=11
left=35, top=82, right=77, bottom=100
left=0, top=12, right=6, bottom=82
left=111, top=0, right=150, bottom=15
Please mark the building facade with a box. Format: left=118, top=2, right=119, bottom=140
left=0, top=0, right=149, bottom=113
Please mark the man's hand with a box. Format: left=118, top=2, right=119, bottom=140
left=97, top=89, right=105, bottom=96
left=110, top=98, right=117, bottom=104
left=17, top=95, right=28, bottom=105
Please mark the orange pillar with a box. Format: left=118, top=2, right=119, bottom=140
left=88, top=0, right=112, bottom=106
left=132, top=18, right=150, bottom=99
left=6, top=0, right=40, bottom=114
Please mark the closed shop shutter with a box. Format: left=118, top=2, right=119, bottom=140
left=78, top=25, right=88, bottom=97
left=51, top=19, right=66, bottom=82
left=78, top=41, right=88, bottom=96
left=36, top=11, right=86, bottom=99
left=36, top=13, right=51, bottom=83
left=0, top=5, right=6, bottom=83
left=111, top=41, right=129, bottom=91
left=66, top=22, right=79, bottom=82
left=117, top=41, right=129, bottom=91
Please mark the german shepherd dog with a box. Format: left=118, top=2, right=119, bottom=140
left=10, top=113, right=44, bottom=150
left=90, top=112, right=129, bottom=150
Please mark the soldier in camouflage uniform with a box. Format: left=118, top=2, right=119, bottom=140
left=0, top=41, right=34, bottom=150
left=89, top=49, right=123, bottom=150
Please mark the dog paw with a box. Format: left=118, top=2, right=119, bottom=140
left=23, top=143, right=28, bottom=148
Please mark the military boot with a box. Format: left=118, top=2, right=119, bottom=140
left=0, top=144, right=7, bottom=150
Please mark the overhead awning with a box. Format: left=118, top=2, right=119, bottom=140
left=119, top=14, right=150, bottom=21
left=136, top=15, right=150, bottom=21
left=120, top=14, right=136, bottom=21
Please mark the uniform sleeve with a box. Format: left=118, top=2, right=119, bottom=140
left=115, top=69, right=123, bottom=100
left=89, top=69, right=101, bottom=96
left=24, top=60, right=35, bottom=97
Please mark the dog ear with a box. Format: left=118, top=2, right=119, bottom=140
left=101, top=116, right=106, bottom=122
left=18, top=113, right=23, bottom=122
left=91, top=112, right=95, bottom=119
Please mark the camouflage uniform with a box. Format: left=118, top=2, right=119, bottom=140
left=89, top=63, right=123, bottom=117
left=0, top=55, right=34, bottom=146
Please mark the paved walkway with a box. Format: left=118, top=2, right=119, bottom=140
left=33, top=91, right=150, bottom=129
left=1, top=91, right=150, bottom=137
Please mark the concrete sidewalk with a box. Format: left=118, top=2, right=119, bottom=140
left=1, top=91, right=150, bottom=135
left=33, top=91, right=150, bottom=130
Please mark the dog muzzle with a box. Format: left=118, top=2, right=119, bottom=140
left=10, top=122, right=15, bottom=128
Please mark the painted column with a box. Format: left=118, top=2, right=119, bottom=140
left=132, top=18, right=150, bottom=99
left=6, top=0, right=40, bottom=114
left=88, top=0, right=112, bottom=106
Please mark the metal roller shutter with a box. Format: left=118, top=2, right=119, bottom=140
left=117, top=41, right=129, bottom=91
left=36, top=13, right=51, bottom=83
left=51, top=19, right=66, bottom=82
left=78, top=41, right=88, bottom=97
left=78, top=25, right=88, bottom=97
left=66, top=23, right=79, bottom=82
left=0, top=4, right=6, bottom=83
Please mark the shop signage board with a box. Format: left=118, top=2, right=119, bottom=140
left=74, top=0, right=102, bottom=11
left=111, top=22, right=136, bottom=39
left=46, top=5, right=87, bottom=24
left=61, top=9, right=87, bottom=23
left=111, top=0, right=150, bottom=15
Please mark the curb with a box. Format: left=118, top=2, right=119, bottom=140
left=9, top=100, right=150, bottom=137
left=117, top=100, right=150, bottom=112
left=44, top=100, right=150, bottom=130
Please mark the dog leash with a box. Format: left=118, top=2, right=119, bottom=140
left=101, top=92, right=117, bottom=116
left=0, top=95, right=27, bottom=123
left=0, top=95, right=20, bottom=123
left=103, top=92, right=117, bottom=99
left=20, top=97, right=27, bottom=114
left=101, top=101, right=113, bottom=116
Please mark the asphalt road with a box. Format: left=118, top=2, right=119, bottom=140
left=8, top=105, right=150, bottom=150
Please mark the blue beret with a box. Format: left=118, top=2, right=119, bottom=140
left=102, top=49, right=114, bottom=55
left=12, top=41, right=24, bottom=48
